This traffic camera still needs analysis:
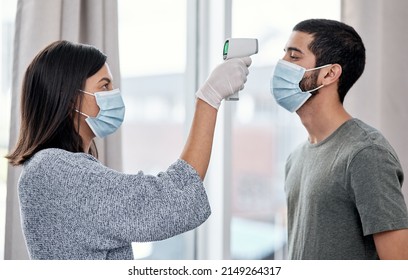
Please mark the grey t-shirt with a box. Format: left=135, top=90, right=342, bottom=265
left=285, top=119, right=408, bottom=259
left=18, top=148, right=211, bottom=260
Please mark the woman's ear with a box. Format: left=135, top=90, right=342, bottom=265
left=322, top=64, right=342, bottom=86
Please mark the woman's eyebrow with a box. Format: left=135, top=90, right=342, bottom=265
left=98, top=77, right=111, bottom=83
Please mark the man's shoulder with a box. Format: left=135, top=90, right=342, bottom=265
left=338, top=119, right=401, bottom=169
left=346, top=119, right=396, bottom=152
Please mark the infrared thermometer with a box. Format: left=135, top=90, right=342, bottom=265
left=223, top=38, right=258, bottom=100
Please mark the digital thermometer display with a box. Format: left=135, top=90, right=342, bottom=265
left=223, top=40, right=230, bottom=59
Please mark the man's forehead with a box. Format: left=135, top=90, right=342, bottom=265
left=285, top=31, right=314, bottom=53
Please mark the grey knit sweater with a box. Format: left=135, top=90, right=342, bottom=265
left=18, top=148, right=211, bottom=259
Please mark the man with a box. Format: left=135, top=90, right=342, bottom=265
left=270, top=19, right=408, bottom=259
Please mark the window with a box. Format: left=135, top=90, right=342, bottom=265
left=118, top=0, right=193, bottom=259
left=0, top=0, right=17, bottom=260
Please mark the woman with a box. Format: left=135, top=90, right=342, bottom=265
left=7, top=40, right=251, bottom=259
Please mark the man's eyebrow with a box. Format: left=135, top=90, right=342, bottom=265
left=98, top=77, right=111, bottom=83
left=284, top=47, right=304, bottom=54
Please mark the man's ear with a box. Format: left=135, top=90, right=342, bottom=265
left=322, top=64, right=342, bottom=86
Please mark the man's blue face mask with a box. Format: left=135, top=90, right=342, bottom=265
left=270, top=59, right=332, bottom=112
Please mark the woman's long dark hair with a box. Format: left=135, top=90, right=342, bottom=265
left=6, top=40, right=107, bottom=165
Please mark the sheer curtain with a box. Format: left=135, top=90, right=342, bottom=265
left=5, top=0, right=121, bottom=259
left=342, top=0, right=408, bottom=200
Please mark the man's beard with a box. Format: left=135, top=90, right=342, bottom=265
left=299, top=70, right=320, bottom=94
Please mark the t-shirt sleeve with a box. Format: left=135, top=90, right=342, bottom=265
left=348, top=145, right=408, bottom=236
left=64, top=157, right=211, bottom=247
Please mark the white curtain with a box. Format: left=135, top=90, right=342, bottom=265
left=5, top=0, right=121, bottom=259
left=342, top=0, right=408, bottom=200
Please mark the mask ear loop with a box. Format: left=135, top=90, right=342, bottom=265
left=305, top=64, right=332, bottom=72
left=75, top=89, right=94, bottom=118
left=78, top=89, right=95, bottom=96
left=305, top=64, right=332, bottom=94
left=74, top=109, right=90, bottom=118
left=308, top=84, right=325, bottom=94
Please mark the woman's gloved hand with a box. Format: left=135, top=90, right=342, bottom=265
left=196, top=57, right=252, bottom=110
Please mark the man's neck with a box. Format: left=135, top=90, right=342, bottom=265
left=298, top=96, right=352, bottom=144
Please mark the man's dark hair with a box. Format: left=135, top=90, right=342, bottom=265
left=293, top=19, right=366, bottom=103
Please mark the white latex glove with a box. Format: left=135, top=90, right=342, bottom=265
left=196, top=57, right=252, bottom=110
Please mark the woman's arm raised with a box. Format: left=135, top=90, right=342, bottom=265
left=180, top=57, right=251, bottom=180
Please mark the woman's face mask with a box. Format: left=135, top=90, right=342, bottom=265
left=75, top=88, right=125, bottom=138
left=270, top=59, right=331, bottom=112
